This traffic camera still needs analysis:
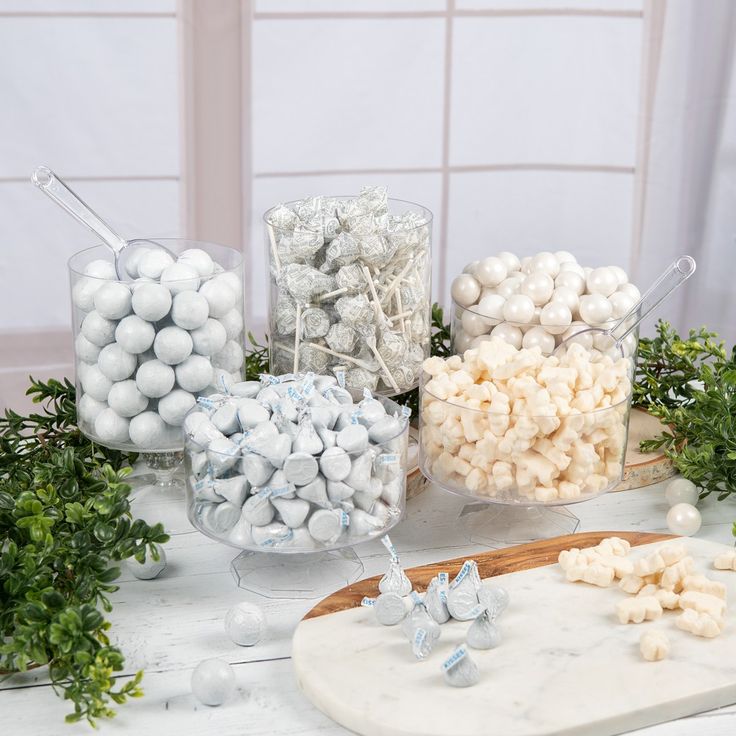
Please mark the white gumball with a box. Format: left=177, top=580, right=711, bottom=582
left=138, top=249, right=175, bottom=280
left=617, top=282, right=641, bottom=301
left=453, top=329, right=473, bottom=354
left=127, top=542, right=167, bottom=579
left=136, top=359, right=176, bottom=398
left=80, top=364, right=113, bottom=402
left=78, top=394, right=107, bottom=425
left=522, top=326, right=555, bottom=354
left=115, top=315, right=156, bottom=354
left=497, top=251, right=521, bottom=273
left=171, top=291, right=209, bottom=330
left=621, top=332, right=639, bottom=357
left=554, top=250, right=576, bottom=264
left=131, top=283, right=172, bottom=322
left=179, top=248, right=214, bottom=278
left=539, top=301, right=572, bottom=335
left=219, top=309, right=244, bottom=341
left=475, top=293, right=505, bottom=322
left=560, top=322, right=593, bottom=350
left=224, top=602, right=265, bottom=646
left=213, top=341, right=244, bottom=374
left=609, top=265, right=628, bottom=285
left=579, top=294, right=613, bottom=325
left=175, top=355, right=214, bottom=392
left=97, top=343, right=137, bottom=381
left=84, top=259, right=117, bottom=280
left=496, top=277, right=523, bottom=299
left=530, top=251, right=560, bottom=278
left=200, top=278, right=237, bottom=318
left=666, top=503, right=702, bottom=537
left=665, top=477, right=699, bottom=507
left=158, top=389, right=196, bottom=426
left=586, top=267, right=618, bottom=297
left=609, top=291, right=637, bottom=319
left=129, top=411, right=167, bottom=449
left=462, top=260, right=479, bottom=275
left=520, top=271, right=554, bottom=306
left=108, top=380, right=148, bottom=418
left=93, top=282, right=132, bottom=320
left=72, top=277, right=103, bottom=312
left=474, top=256, right=508, bottom=287
left=559, top=261, right=586, bottom=278
left=502, top=294, right=535, bottom=324
left=160, top=262, right=201, bottom=295
left=191, top=319, right=227, bottom=357
left=94, top=408, right=130, bottom=444
left=191, top=659, right=235, bottom=707
left=75, top=333, right=102, bottom=363
left=450, top=274, right=481, bottom=308
left=555, top=270, right=586, bottom=296
left=520, top=256, right=533, bottom=274
left=461, top=308, right=490, bottom=337
left=470, top=335, right=494, bottom=348
left=550, top=286, right=579, bottom=314
left=154, top=326, right=193, bottom=365
left=81, top=311, right=117, bottom=347
left=490, top=322, right=523, bottom=349
left=123, top=247, right=151, bottom=279
left=217, top=272, right=243, bottom=300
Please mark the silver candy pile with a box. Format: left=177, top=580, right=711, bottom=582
left=361, top=539, right=509, bottom=687
left=266, top=186, right=431, bottom=395
left=185, top=373, right=410, bottom=551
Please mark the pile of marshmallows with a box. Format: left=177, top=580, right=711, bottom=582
left=184, top=373, right=408, bottom=550
left=72, top=248, right=243, bottom=449
left=420, top=338, right=631, bottom=502
left=451, top=250, right=640, bottom=355
left=559, top=537, right=736, bottom=661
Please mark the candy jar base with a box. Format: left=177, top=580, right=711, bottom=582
left=458, top=503, right=580, bottom=547
left=230, top=548, right=364, bottom=600
left=129, top=451, right=190, bottom=535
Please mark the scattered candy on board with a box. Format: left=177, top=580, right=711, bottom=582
left=191, top=658, right=236, bottom=706
left=224, top=602, right=266, bottom=647
left=266, top=186, right=431, bottom=394
left=126, top=543, right=167, bottom=580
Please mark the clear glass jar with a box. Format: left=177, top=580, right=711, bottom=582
left=69, top=239, right=244, bottom=453
left=264, top=192, right=432, bottom=396
left=184, top=391, right=409, bottom=553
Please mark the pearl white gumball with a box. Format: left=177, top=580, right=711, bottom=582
left=474, top=257, right=508, bottom=287
left=560, top=322, right=594, bottom=350
left=224, top=602, right=266, bottom=646
left=462, top=261, right=479, bottom=275
left=665, top=477, right=699, bottom=507
left=490, top=322, right=523, bottom=349
left=502, top=294, right=535, bottom=324
left=213, top=341, right=244, bottom=374
left=81, top=311, right=117, bottom=347
left=520, top=256, right=532, bottom=274
left=453, top=329, right=474, bottom=354
left=520, top=271, right=554, bottom=306
left=97, top=343, right=137, bottom=381
left=160, top=262, right=201, bottom=295
left=497, top=251, right=521, bottom=273
left=609, top=290, right=637, bottom=319
left=72, top=277, right=103, bottom=312
left=450, top=274, right=481, bottom=308
left=122, top=247, right=151, bottom=279
left=539, top=301, right=572, bottom=335
left=554, top=250, right=576, bottom=264
left=666, top=503, right=702, bottom=537
left=555, top=270, right=586, bottom=296
left=200, top=278, right=237, bottom=318
left=461, top=308, right=490, bottom=337
left=579, top=294, right=613, bottom=325
left=219, top=309, right=244, bottom=341
left=154, top=326, right=193, bottom=365
left=136, top=359, right=176, bottom=398
left=131, top=283, right=172, bottom=322
left=496, top=278, right=522, bottom=299
left=93, top=282, right=132, bottom=320
left=559, top=261, right=586, bottom=278
left=550, top=286, right=579, bottom=314
left=115, top=315, right=156, bottom=354
left=81, top=364, right=113, bottom=402
left=175, top=355, right=214, bottom=392
left=75, top=333, right=102, bottom=363
left=476, top=293, right=506, bottom=322
left=617, top=282, right=641, bottom=301
left=129, top=411, right=168, bottom=449
left=84, top=259, right=117, bottom=280
left=586, top=267, right=618, bottom=297
left=158, top=389, right=196, bottom=426
left=470, top=335, right=494, bottom=348
left=138, top=249, right=175, bottom=280
left=609, top=265, right=628, bottom=286
left=171, top=291, right=209, bottom=330
left=191, top=659, right=235, bottom=707
left=78, top=394, right=107, bottom=425
left=108, top=380, right=148, bottom=417
left=530, top=251, right=560, bottom=278
left=522, top=326, right=556, bottom=354
left=191, top=319, right=227, bottom=356
left=127, top=542, right=167, bottom=579
left=94, top=408, right=130, bottom=444
left=178, top=248, right=214, bottom=278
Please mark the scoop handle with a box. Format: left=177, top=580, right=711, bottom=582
left=31, top=166, right=127, bottom=254
left=612, top=255, right=696, bottom=344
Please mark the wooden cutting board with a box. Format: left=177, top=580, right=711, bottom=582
left=293, top=532, right=736, bottom=736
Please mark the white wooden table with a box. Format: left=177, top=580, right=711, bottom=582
left=2, top=480, right=735, bottom=736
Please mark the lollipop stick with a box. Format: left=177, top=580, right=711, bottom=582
left=381, top=258, right=413, bottom=306
left=317, top=287, right=348, bottom=302
left=395, top=290, right=407, bottom=334
left=293, top=304, right=301, bottom=373
left=267, top=223, right=281, bottom=273
left=306, top=342, right=374, bottom=371
left=387, top=310, right=412, bottom=325
left=362, top=266, right=388, bottom=324
left=367, top=339, right=399, bottom=392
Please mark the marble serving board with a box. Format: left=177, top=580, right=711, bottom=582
left=293, top=532, right=736, bottom=736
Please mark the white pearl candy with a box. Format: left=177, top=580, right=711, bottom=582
left=490, top=322, right=522, bottom=349
left=497, top=251, right=521, bottom=272
left=199, top=278, right=237, bottom=318
left=521, top=325, right=555, bottom=354
left=451, top=274, right=481, bottom=307
left=127, top=543, right=167, bottom=579
left=115, top=315, right=156, bottom=354
left=550, top=286, right=579, bottom=314
left=475, top=293, right=505, bottom=322
left=665, top=477, right=699, bottom=507
left=609, top=290, right=637, bottom=319
left=175, top=355, right=214, bottom=392
left=135, top=359, right=176, bottom=398
left=560, top=322, right=593, bottom=350
left=554, top=270, right=586, bottom=296
left=160, top=262, right=201, bottom=295
left=586, top=267, right=618, bottom=297
left=502, top=294, right=535, bottom=324
left=578, top=293, right=613, bottom=325
left=609, top=265, right=629, bottom=286
left=474, top=257, right=507, bottom=287
left=108, top=380, right=148, bottom=417
left=131, top=283, right=172, bottom=322
left=461, top=309, right=489, bottom=337
left=453, top=330, right=473, bottom=354
left=94, top=407, right=130, bottom=444
left=153, top=326, right=193, bottom=365
left=666, top=503, right=702, bottom=537
left=171, top=291, right=209, bottom=330
left=539, top=301, right=572, bottom=335
left=97, top=343, right=137, bottom=381
left=158, top=389, right=196, bottom=426
left=129, top=411, right=167, bottom=449
left=191, top=659, right=235, bottom=707
left=191, top=319, right=227, bottom=356
left=93, top=281, right=132, bottom=320
left=618, top=282, right=641, bottom=300
left=178, top=248, right=215, bottom=277
left=529, top=251, right=560, bottom=278
left=520, top=271, right=554, bottom=306
left=224, top=602, right=266, bottom=646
